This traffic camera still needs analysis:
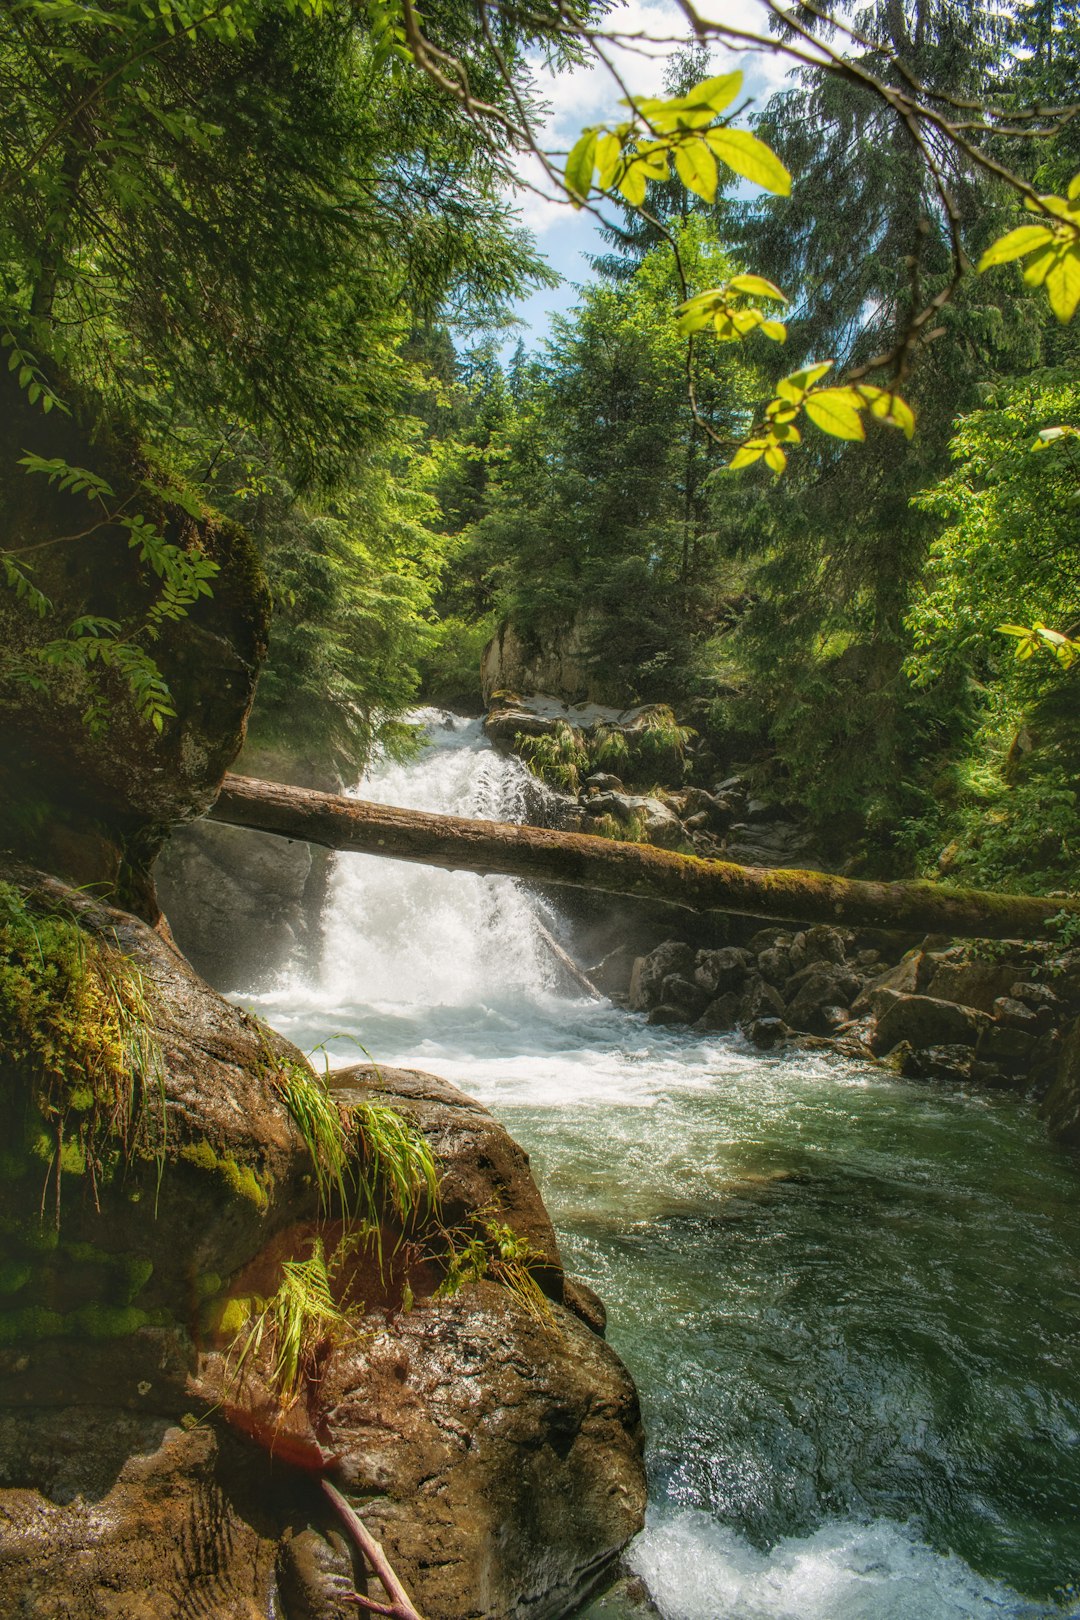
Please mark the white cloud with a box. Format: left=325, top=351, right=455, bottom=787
left=498, top=0, right=802, bottom=343
left=510, top=0, right=796, bottom=240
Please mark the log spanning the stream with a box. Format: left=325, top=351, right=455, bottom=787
left=209, top=774, right=1080, bottom=942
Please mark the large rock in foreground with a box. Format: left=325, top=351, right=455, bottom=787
left=0, top=868, right=645, bottom=1618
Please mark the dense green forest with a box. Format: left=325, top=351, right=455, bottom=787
left=2, top=0, right=1079, bottom=893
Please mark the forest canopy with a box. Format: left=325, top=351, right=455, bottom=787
left=2, top=0, right=1079, bottom=884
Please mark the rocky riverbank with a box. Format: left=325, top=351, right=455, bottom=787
left=625, top=925, right=1080, bottom=1146
left=0, top=866, right=645, bottom=1620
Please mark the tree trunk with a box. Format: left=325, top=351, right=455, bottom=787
left=208, top=774, right=1080, bottom=941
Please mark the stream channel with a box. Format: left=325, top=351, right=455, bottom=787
left=248, top=711, right=1080, bottom=1620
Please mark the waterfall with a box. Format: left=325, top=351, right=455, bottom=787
left=243, top=709, right=1080, bottom=1620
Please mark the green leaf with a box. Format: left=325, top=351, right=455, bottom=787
left=704, top=128, right=791, bottom=195
left=861, top=388, right=916, bottom=438
left=977, top=224, right=1055, bottom=272
left=1069, top=173, right=1080, bottom=202
left=673, top=137, right=718, bottom=203
left=803, top=390, right=866, bottom=440
left=1045, top=245, right=1080, bottom=322
left=730, top=441, right=767, bottom=469
left=686, top=71, right=742, bottom=115
left=726, top=274, right=787, bottom=302
left=759, top=319, right=787, bottom=342
left=565, top=130, right=597, bottom=204
left=777, top=362, right=833, bottom=403
left=595, top=132, right=622, bottom=190
left=618, top=161, right=648, bottom=207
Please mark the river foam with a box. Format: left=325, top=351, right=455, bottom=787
left=248, top=709, right=1080, bottom=1620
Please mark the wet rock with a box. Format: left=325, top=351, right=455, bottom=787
left=1040, top=1018, right=1080, bottom=1145
left=695, top=992, right=741, bottom=1032
left=0, top=868, right=646, bottom=1620
left=738, top=975, right=786, bottom=1025
left=784, top=964, right=861, bottom=1034
left=587, top=944, right=638, bottom=999
left=1010, top=980, right=1059, bottom=1011
left=564, top=1277, right=607, bottom=1339
left=694, top=946, right=752, bottom=997
left=851, top=950, right=931, bottom=1016
left=628, top=941, right=696, bottom=1010
left=585, top=773, right=624, bottom=793
left=924, top=959, right=1028, bottom=1015
left=678, top=787, right=734, bottom=832
left=747, top=928, right=791, bottom=956
left=992, top=996, right=1040, bottom=1031
left=976, top=1022, right=1038, bottom=1070
left=278, top=1526, right=358, bottom=1620
left=662, top=974, right=709, bottom=1016
left=748, top=1017, right=788, bottom=1049
left=870, top=990, right=992, bottom=1054
left=584, top=791, right=684, bottom=847
left=757, top=946, right=792, bottom=988
left=646, top=1004, right=690, bottom=1026
left=0, top=1419, right=284, bottom=1619
left=907, top=1044, right=976, bottom=1084
left=801, top=925, right=847, bottom=965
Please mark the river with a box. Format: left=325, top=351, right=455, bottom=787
left=248, top=711, right=1080, bottom=1620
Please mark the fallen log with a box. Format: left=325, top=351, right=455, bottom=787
left=209, top=774, right=1080, bottom=941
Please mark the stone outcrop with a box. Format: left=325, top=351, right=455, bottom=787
left=626, top=927, right=1080, bottom=1138
left=481, top=618, right=618, bottom=708
left=0, top=867, right=645, bottom=1618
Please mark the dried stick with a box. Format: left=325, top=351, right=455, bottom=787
left=321, top=1479, right=426, bottom=1620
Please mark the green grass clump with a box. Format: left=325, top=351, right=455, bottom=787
left=517, top=721, right=589, bottom=795
left=0, top=882, right=165, bottom=1219
left=274, top=1061, right=352, bottom=1216
left=437, top=1215, right=553, bottom=1323
left=353, top=1101, right=439, bottom=1231
left=231, top=1236, right=351, bottom=1406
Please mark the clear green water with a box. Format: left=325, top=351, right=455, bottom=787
left=255, top=712, right=1080, bottom=1619
left=494, top=1051, right=1080, bottom=1616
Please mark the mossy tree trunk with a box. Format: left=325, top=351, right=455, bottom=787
left=209, top=774, right=1080, bottom=941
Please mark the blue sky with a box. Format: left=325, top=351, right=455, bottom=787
left=503, top=0, right=796, bottom=350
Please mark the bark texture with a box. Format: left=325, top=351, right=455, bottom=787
left=210, top=774, right=1080, bottom=942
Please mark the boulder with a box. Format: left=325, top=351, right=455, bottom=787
left=756, top=946, right=792, bottom=988
left=646, top=1004, right=690, bottom=1026
left=738, top=975, right=786, bottom=1024
left=694, top=946, right=752, bottom=997
left=1040, top=1018, right=1080, bottom=1146
left=976, top=1022, right=1038, bottom=1070
left=924, top=959, right=1029, bottom=1015
left=1010, top=980, right=1060, bottom=1011
left=661, top=974, right=709, bottom=1016
left=870, top=990, right=992, bottom=1055
left=748, top=1017, right=788, bottom=1049
left=801, top=925, right=848, bottom=965
left=851, top=950, right=931, bottom=1016
left=695, top=992, right=741, bottom=1032
left=586, top=793, right=684, bottom=849
left=0, top=868, right=646, bottom=1619
left=784, top=964, right=860, bottom=1035
left=628, top=941, right=696, bottom=1011
left=992, top=996, right=1040, bottom=1032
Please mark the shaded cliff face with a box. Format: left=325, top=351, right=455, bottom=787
left=0, top=371, right=270, bottom=916
left=0, top=867, right=646, bottom=1619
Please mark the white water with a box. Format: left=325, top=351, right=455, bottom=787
left=250, top=711, right=1080, bottom=1620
